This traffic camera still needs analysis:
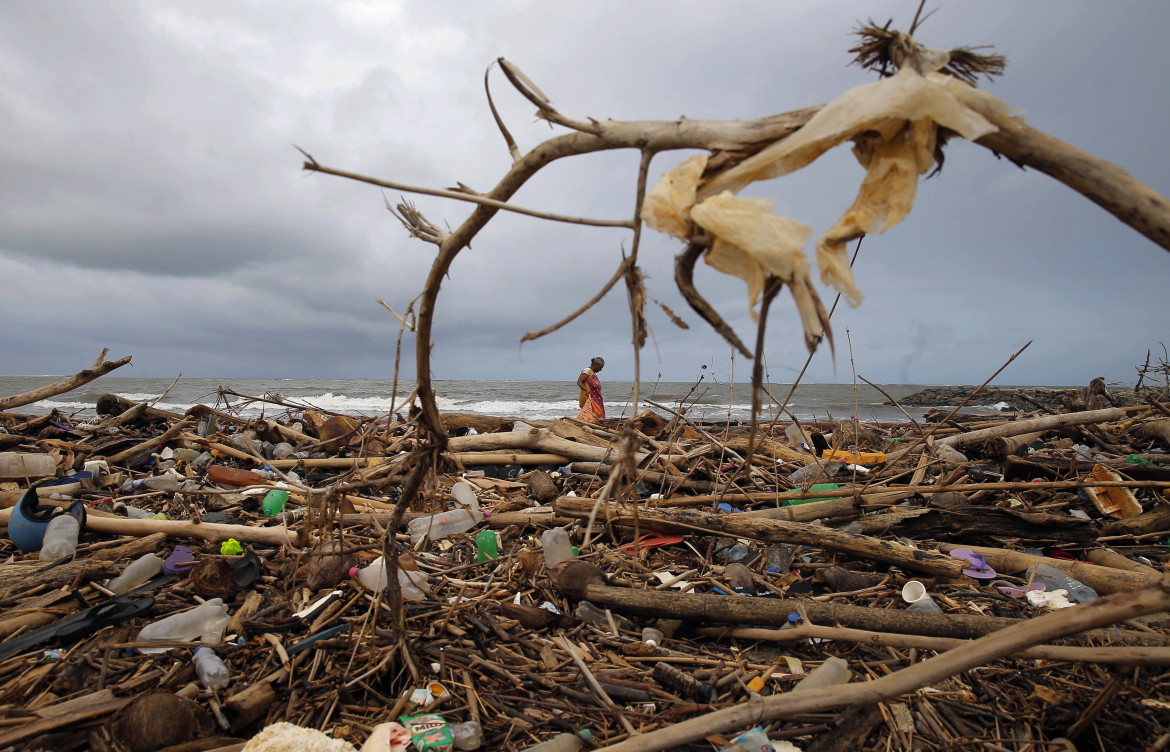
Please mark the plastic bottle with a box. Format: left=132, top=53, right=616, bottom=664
left=641, top=626, right=664, bottom=646
left=137, top=598, right=230, bottom=653
left=172, top=448, right=201, bottom=464
left=0, top=452, right=57, bottom=479
left=475, top=529, right=498, bottom=561
left=206, top=465, right=265, bottom=487
left=450, top=481, right=479, bottom=510
left=406, top=508, right=484, bottom=544
left=192, top=647, right=230, bottom=691
left=788, top=461, right=841, bottom=485
left=520, top=732, right=592, bottom=752
left=107, top=553, right=164, bottom=595
left=541, top=527, right=575, bottom=567
left=271, top=442, right=296, bottom=460
left=144, top=471, right=183, bottom=492
left=192, top=451, right=214, bottom=468
left=449, top=720, right=483, bottom=750
left=1026, top=563, right=1098, bottom=603
left=117, top=503, right=153, bottom=519
left=261, top=489, right=289, bottom=516
left=232, top=434, right=260, bottom=455
left=574, top=601, right=630, bottom=632
left=793, top=657, right=851, bottom=692
left=39, top=513, right=81, bottom=561
left=349, top=556, right=430, bottom=601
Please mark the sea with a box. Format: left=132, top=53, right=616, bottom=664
left=0, top=375, right=1028, bottom=425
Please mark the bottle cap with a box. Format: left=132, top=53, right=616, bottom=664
left=349, top=566, right=360, bottom=577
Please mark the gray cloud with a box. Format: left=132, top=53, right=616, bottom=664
left=1, top=0, right=1167, bottom=387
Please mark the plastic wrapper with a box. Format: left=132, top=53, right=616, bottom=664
left=399, top=714, right=453, bottom=752
left=641, top=154, right=708, bottom=239
left=645, top=48, right=1018, bottom=323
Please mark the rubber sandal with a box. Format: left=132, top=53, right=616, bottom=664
left=56, top=595, right=155, bottom=643
left=232, top=549, right=263, bottom=591
left=163, top=545, right=196, bottom=577
left=948, top=548, right=997, bottom=579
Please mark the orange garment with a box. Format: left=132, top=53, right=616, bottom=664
left=576, top=369, right=605, bottom=423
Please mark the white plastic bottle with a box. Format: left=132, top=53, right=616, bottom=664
left=39, top=514, right=81, bottom=561
left=793, top=656, right=851, bottom=692
left=107, top=553, right=164, bottom=595
left=192, top=647, right=230, bottom=691
left=541, top=527, right=575, bottom=567
left=136, top=598, right=230, bottom=653
left=450, top=481, right=479, bottom=510
left=0, top=452, right=57, bottom=479
left=350, top=557, right=430, bottom=600
left=407, top=508, right=484, bottom=544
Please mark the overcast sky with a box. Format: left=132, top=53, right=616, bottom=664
left=2, top=1, right=1167, bottom=387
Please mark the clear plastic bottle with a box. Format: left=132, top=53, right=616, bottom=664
left=574, top=601, right=630, bottom=631
left=641, top=626, right=664, bottom=646
left=116, top=503, right=166, bottom=520
left=541, top=527, right=575, bottom=567
left=107, top=553, right=164, bottom=595
left=192, top=647, right=230, bottom=691
left=449, top=720, right=483, bottom=750
left=788, top=461, right=841, bottom=485
left=406, top=508, right=484, bottom=544
left=793, top=657, right=851, bottom=692
left=172, top=448, right=201, bottom=464
left=136, top=598, right=230, bottom=653
left=39, top=514, right=81, bottom=561
left=271, top=442, right=296, bottom=460
left=144, top=471, right=183, bottom=492
left=1026, top=563, right=1098, bottom=603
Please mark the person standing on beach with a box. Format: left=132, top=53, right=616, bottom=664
left=577, top=357, right=605, bottom=423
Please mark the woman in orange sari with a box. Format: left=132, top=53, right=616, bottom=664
left=576, top=357, right=605, bottom=423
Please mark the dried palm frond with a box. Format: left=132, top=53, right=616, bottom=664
left=849, top=22, right=1006, bottom=83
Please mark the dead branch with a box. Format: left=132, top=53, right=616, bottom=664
left=0, top=351, right=132, bottom=412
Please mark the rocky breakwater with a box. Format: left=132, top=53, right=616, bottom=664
left=893, top=382, right=1143, bottom=412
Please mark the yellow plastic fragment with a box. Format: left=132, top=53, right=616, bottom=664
left=822, top=449, right=887, bottom=465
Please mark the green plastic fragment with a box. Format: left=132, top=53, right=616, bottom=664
left=785, top=482, right=840, bottom=506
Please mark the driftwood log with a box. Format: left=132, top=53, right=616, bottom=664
left=592, top=580, right=1170, bottom=752
left=0, top=350, right=132, bottom=413
left=554, top=498, right=967, bottom=578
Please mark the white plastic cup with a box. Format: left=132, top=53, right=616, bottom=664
left=901, top=580, right=944, bottom=613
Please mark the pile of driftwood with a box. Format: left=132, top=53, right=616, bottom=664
left=0, top=372, right=1168, bottom=751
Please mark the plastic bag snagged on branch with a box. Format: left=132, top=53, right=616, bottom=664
left=643, top=47, right=1017, bottom=344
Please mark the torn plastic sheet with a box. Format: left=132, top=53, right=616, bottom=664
left=640, top=154, right=708, bottom=240
left=643, top=49, right=1018, bottom=332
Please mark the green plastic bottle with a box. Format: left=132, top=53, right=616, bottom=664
left=262, top=489, right=289, bottom=516
left=476, top=529, right=498, bottom=561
